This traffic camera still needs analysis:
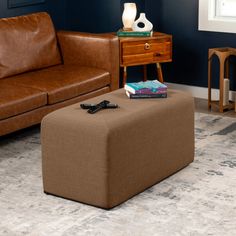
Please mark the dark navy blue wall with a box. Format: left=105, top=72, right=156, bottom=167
left=67, top=0, right=236, bottom=88
left=65, top=0, right=118, bottom=32
left=0, top=0, right=66, bottom=29
left=65, top=0, right=145, bottom=33
left=1, top=0, right=235, bottom=88
left=146, top=0, right=236, bottom=89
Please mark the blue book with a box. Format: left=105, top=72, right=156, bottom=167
left=124, top=80, right=167, bottom=94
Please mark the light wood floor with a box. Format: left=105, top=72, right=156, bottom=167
left=194, top=98, right=236, bottom=118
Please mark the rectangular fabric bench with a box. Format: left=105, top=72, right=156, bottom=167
left=41, top=89, right=194, bottom=209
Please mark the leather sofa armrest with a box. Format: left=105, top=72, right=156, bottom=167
left=57, top=31, right=119, bottom=91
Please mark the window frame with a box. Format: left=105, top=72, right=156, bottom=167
left=198, top=0, right=236, bottom=33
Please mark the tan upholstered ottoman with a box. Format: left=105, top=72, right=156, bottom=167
left=41, top=89, right=194, bottom=209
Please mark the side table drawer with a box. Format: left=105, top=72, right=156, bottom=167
left=118, top=31, right=172, bottom=86
left=121, top=41, right=172, bottom=65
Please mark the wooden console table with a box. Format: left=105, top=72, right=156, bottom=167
left=208, top=47, right=236, bottom=112
left=118, top=32, right=172, bottom=86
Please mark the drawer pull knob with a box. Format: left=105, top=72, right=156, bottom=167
left=155, top=52, right=162, bottom=56
left=144, top=43, right=150, bottom=50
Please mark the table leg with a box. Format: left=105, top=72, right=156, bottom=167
left=143, top=65, right=147, bottom=81
left=123, top=66, right=127, bottom=87
left=219, top=58, right=225, bottom=113
left=225, top=57, right=229, bottom=78
left=208, top=56, right=212, bottom=109
left=156, top=63, right=164, bottom=83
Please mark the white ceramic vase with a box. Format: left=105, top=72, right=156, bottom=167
left=122, top=3, right=137, bottom=30
left=132, top=13, right=153, bottom=32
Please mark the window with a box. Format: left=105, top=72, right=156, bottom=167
left=216, top=0, right=236, bottom=17
left=199, top=0, right=236, bottom=33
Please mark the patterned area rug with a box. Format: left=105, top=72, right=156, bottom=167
left=0, top=113, right=236, bottom=236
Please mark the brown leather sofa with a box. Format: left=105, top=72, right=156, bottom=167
left=0, top=12, right=119, bottom=136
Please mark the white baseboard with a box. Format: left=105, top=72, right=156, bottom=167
left=165, top=82, right=236, bottom=101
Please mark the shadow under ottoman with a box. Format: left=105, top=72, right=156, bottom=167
left=41, top=89, right=194, bottom=209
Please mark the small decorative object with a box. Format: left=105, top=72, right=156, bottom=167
left=223, top=78, right=229, bottom=106
left=122, top=3, right=137, bottom=31
left=132, top=13, right=153, bottom=32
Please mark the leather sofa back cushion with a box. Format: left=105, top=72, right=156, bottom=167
left=0, top=12, right=62, bottom=79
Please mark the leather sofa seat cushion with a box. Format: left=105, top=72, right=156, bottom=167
left=0, top=12, right=61, bottom=79
left=0, top=84, right=47, bottom=120
left=8, top=65, right=111, bottom=105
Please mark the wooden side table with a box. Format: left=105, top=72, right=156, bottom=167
left=119, top=32, right=172, bottom=86
left=208, top=47, right=236, bottom=112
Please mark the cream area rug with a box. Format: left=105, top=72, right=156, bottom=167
left=0, top=112, right=236, bottom=236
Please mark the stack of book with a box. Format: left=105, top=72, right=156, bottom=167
left=124, top=80, right=167, bottom=99
left=117, top=29, right=153, bottom=37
